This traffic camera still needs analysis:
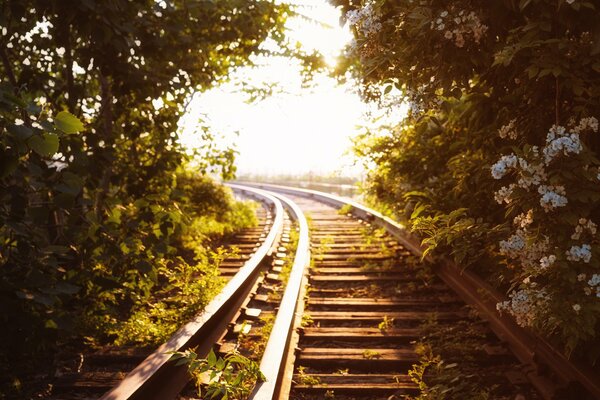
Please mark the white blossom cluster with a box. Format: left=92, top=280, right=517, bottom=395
left=513, top=210, right=533, bottom=228
left=543, top=125, right=583, bottom=165
left=498, top=119, right=518, bottom=139
left=572, top=116, right=599, bottom=133
left=516, top=158, right=546, bottom=189
left=571, top=218, right=597, bottom=240
left=403, top=85, right=431, bottom=115
left=566, top=244, right=592, bottom=263
left=494, top=184, right=514, bottom=204
left=497, top=288, right=550, bottom=327
left=491, top=153, right=517, bottom=179
left=500, top=229, right=549, bottom=270
left=538, top=185, right=568, bottom=211
left=431, top=9, right=488, bottom=48
left=492, top=117, right=600, bottom=328
left=539, top=254, right=556, bottom=269
left=492, top=117, right=598, bottom=210
left=586, top=274, right=600, bottom=297
left=499, top=231, right=526, bottom=258
left=346, top=3, right=382, bottom=37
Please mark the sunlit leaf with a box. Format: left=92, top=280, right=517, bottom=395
left=54, top=111, right=84, bottom=134
left=28, top=133, right=59, bottom=156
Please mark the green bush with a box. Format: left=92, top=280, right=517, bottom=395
left=337, top=0, right=600, bottom=359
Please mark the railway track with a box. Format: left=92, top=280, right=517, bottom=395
left=285, top=195, right=538, bottom=399
left=52, top=184, right=600, bottom=400
left=46, top=187, right=282, bottom=399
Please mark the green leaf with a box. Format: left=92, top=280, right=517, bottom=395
left=45, top=319, right=59, bottom=329
left=54, top=282, right=80, bottom=295
left=54, top=111, right=84, bottom=134
left=0, top=154, right=18, bottom=178
left=207, top=349, right=217, bottom=366
left=0, top=91, right=27, bottom=108
left=28, top=133, right=60, bottom=156
left=7, top=124, right=33, bottom=140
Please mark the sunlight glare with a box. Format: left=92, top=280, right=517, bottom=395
left=180, top=0, right=367, bottom=177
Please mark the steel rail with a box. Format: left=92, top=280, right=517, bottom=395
left=100, top=186, right=283, bottom=400
left=244, top=190, right=310, bottom=400
left=237, top=182, right=600, bottom=399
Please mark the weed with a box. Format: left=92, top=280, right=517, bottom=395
left=405, top=313, right=530, bottom=399
left=170, top=348, right=264, bottom=399
left=337, top=204, right=353, bottom=215
left=296, top=365, right=322, bottom=386
left=313, top=236, right=334, bottom=263
left=237, top=313, right=275, bottom=360
left=301, top=313, right=314, bottom=328
left=378, top=315, right=395, bottom=331
left=362, top=349, right=382, bottom=359
left=279, top=223, right=299, bottom=285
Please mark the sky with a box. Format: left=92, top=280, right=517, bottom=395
left=178, top=0, right=372, bottom=177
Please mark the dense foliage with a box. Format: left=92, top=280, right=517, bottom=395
left=336, top=0, right=600, bottom=359
left=0, top=0, right=293, bottom=395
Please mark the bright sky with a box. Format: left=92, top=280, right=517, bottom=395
left=179, top=0, right=371, bottom=177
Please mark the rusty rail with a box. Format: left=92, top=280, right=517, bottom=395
left=247, top=190, right=310, bottom=400
left=100, top=186, right=283, bottom=400
left=238, top=182, right=600, bottom=399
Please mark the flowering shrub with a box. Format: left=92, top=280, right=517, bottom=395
left=431, top=9, right=488, bottom=48
left=492, top=118, right=600, bottom=351
left=335, top=0, right=600, bottom=359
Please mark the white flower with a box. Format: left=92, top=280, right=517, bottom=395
left=346, top=9, right=361, bottom=26
left=491, top=154, right=518, bottom=179
left=539, top=255, right=556, bottom=269
left=572, top=225, right=584, bottom=240
left=435, top=8, right=487, bottom=47
left=497, top=288, right=550, bottom=327
left=346, top=3, right=382, bottom=37
left=499, top=232, right=525, bottom=257
left=572, top=304, right=581, bottom=312
left=538, top=185, right=567, bottom=211
left=540, top=191, right=568, bottom=210
left=571, top=218, right=597, bottom=240
left=514, top=210, right=533, bottom=228
left=573, top=116, right=598, bottom=133
left=566, top=244, right=592, bottom=263
left=543, top=125, right=582, bottom=164
left=577, top=273, right=587, bottom=282
left=494, top=185, right=514, bottom=204
left=588, top=274, right=600, bottom=286
left=498, top=119, right=518, bottom=139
